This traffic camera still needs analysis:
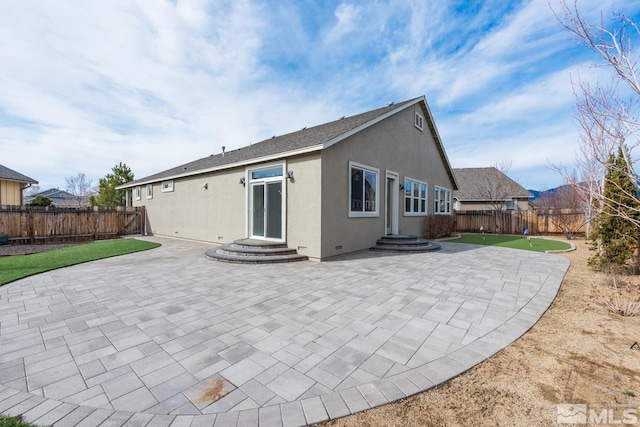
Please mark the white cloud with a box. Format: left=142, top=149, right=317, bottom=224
left=1, top=0, right=638, bottom=191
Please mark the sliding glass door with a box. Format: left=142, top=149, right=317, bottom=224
left=249, top=165, right=284, bottom=240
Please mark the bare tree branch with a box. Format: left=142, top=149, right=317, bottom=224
left=552, top=1, right=640, bottom=237
left=65, top=172, right=95, bottom=207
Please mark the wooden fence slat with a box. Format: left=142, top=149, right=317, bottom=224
left=0, top=206, right=145, bottom=244
left=454, top=210, right=587, bottom=236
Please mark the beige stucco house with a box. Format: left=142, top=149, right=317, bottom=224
left=452, top=167, right=533, bottom=212
left=119, top=96, right=458, bottom=260
left=0, top=164, right=38, bottom=206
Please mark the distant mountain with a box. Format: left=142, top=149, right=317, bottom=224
left=528, top=185, right=571, bottom=201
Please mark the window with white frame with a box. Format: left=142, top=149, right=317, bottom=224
left=162, top=181, right=174, bottom=192
left=349, top=162, right=379, bottom=216
left=404, top=178, right=427, bottom=215
left=146, top=184, right=153, bottom=199
left=434, top=186, right=452, bottom=214
left=135, top=186, right=141, bottom=200
left=506, top=200, right=516, bottom=210
left=415, top=111, right=424, bottom=131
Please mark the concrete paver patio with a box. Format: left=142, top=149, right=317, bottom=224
left=0, top=237, right=570, bottom=426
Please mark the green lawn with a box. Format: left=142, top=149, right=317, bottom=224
left=448, top=234, right=571, bottom=252
left=0, top=239, right=160, bottom=286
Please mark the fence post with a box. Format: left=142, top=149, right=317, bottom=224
left=94, top=206, right=99, bottom=241
left=28, top=209, right=34, bottom=244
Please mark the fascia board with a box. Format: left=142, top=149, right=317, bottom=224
left=116, top=144, right=323, bottom=189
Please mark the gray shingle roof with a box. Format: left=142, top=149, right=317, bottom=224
left=452, top=167, right=533, bottom=200
left=0, top=164, right=38, bottom=184
left=121, top=98, right=422, bottom=188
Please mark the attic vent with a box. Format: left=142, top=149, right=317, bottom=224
left=340, top=116, right=345, bottom=119
left=302, top=127, right=306, bottom=130
left=388, top=101, right=395, bottom=106
left=272, top=135, right=276, bottom=138
left=415, top=111, right=424, bottom=131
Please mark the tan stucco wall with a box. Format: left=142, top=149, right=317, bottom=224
left=320, top=105, right=455, bottom=259
left=283, top=153, right=323, bottom=260
left=130, top=153, right=324, bottom=258
left=131, top=168, right=247, bottom=244
left=0, top=181, right=24, bottom=206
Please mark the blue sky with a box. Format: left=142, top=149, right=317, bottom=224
left=1, top=0, right=638, bottom=192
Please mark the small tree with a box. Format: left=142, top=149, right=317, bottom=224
left=474, top=160, right=517, bottom=233
left=27, top=195, right=53, bottom=207
left=90, top=163, right=134, bottom=207
left=589, top=148, right=640, bottom=272
left=535, top=185, right=590, bottom=239
left=65, top=172, right=95, bottom=207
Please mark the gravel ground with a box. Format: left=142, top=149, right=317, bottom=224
left=0, top=243, right=82, bottom=256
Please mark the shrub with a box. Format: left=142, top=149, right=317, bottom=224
left=0, top=414, right=38, bottom=427
left=591, top=275, right=640, bottom=317
left=425, top=215, right=456, bottom=239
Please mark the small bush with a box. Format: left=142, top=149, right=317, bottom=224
left=591, top=275, right=640, bottom=317
left=0, top=414, right=39, bottom=427
left=27, top=195, right=54, bottom=207
left=425, top=215, right=456, bottom=239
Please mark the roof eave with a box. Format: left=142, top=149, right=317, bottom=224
left=117, top=144, right=324, bottom=189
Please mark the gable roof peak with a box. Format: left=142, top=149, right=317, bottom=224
left=119, top=96, right=433, bottom=188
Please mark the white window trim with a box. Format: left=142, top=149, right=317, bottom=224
left=349, top=161, right=380, bottom=218
left=245, top=161, right=287, bottom=242
left=506, top=200, right=516, bottom=210
left=135, top=186, right=141, bottom=201
left=414, top=111, right=424, bottom=131
left=146, top=184, right=153, bottom=199
left=404, top=177, right=428, bottom=216
left=162, top=181, right=174, bottom=192
left=434, top=186, right=453, bottom=215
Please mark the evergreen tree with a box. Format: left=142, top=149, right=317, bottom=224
left=90, top=162, right=134, bottom=207
left=589, top=147, right=640, bottom=271
left=27, top=195, right=54, bottom=207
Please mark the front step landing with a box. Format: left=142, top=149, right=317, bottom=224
left=206, top=239, right=308, bottom=264
left=371, top=234, right=441, bottom=253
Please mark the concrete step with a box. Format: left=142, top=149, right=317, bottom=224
left=370, top=242, right=441, bottom=252
left=205, top=239, right=308, bottom=264
left=371, top=234, right=441, bottom=253
left=218, top=244, right=299, bottom=257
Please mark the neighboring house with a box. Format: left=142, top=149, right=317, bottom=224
left=24, top=188, right=90, bottom=208
left=0, top=164, right=38, bottom=206
left=118, top=96, right=458, bottom=261
left=452, top=167, right=534, bottom=211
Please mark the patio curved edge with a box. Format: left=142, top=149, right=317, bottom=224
left=0, top=243, right=571, bottom=427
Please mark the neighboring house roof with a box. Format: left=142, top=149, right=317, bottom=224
left=452, top=167, right=533, bottom=201
left=119, top=96, right=458, bottom=190
left=24, top=188, right=89, bottom=206
left=0, top=164, right=38, bottom=184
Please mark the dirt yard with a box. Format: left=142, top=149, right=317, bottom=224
left=322, top=239, right=640, bottom=427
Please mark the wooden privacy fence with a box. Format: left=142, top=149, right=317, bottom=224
left=455, top=210, right=587, bottom=236
left=0, top=206, right=145, bottom=244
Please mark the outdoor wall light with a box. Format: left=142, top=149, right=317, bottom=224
left=202, top=182, right=208, bottom=190
left=239, top=177, right=246, bottom=186
left=399, top=183, right=405, bottom=190
left=286, top=170, right=294, bottom=179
